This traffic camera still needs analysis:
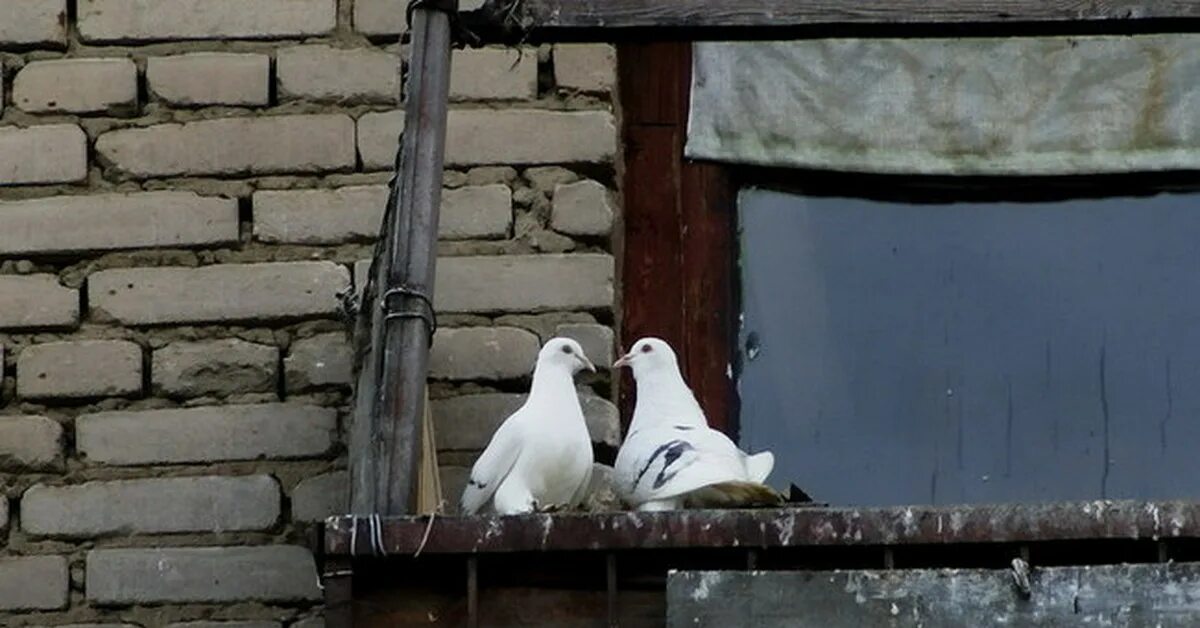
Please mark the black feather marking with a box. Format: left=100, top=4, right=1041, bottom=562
left=653, top=441, right=695, bottom=489
left=633, top=439, right=688, bottom=491
left=468, top=478, right=486, bottom=489
left=673, top=425, right=695, bottom=431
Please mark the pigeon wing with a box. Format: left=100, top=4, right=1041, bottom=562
left=460, top=417, right=524, bottom=515
left=615, top=425, right=750, bottom=506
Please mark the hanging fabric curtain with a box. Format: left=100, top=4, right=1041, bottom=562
left=687, top=36, right=1200, bottom=175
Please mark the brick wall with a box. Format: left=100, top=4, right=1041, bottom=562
left=0, top=1, right=619, bottom=626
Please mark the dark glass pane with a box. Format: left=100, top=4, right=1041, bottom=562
left=738, top=187, right=1200, bottom=506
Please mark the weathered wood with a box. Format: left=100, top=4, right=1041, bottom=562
left=325, top=500, right=1200, bottom=556
left=679, top=160, right=735, bottom=436
left=465, top=0, right=1200, bottom=42
left=617, top=42, right=735, bottom=434
left=668, top=563, right=1200, bottom=627
left=617, top=104, right=684, bottom=429
left=322, top=556, right=355, bottom=628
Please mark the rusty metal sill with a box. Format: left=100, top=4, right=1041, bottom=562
left=323, top=500, right=1200, bottom=556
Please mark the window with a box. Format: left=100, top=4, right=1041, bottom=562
left=738, top=182, right=1200, bottom=506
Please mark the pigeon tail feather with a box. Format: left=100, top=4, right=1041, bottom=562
left=683, top=481, right=785, bottom=509
left=744, top=451, right=775, bottom=484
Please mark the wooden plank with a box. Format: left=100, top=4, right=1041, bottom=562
left=668, top=564, right=1200, bottom=627
left=617, top=42, right=686, bottom=429
left=325, top=500, right=1200, bottom=556
left=616, top=42, right=688, bottom=126
left=617, top=41, right=736, bottom=433
left=465, top=0, right=1200, bottom=42
left=680, top=160, right=735, bottom=434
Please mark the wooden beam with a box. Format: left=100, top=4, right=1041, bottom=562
left=618, top=42, right=736, bottom=435
left=464, top=0, right=1200, bottom=43
left=325, top=500, right=1200, bottom=556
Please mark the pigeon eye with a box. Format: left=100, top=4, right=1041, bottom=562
left=641, top=344, right=653, bottom=353
left=561, top=345, right=573, bottom=354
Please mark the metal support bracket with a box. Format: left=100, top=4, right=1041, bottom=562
left=407, top=0, right=481, bottom=48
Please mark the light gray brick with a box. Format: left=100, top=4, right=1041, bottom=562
left=525, top=166, right=579, bottom=193
left=551, top=180, right=614, bottom=236
left=579, top=394, right=621, bottom=448
left=291, top=471, right=348, bottom=523
left=436, top=254, right=614, bottom=313
left=0, top=555, right=68, bottom=610
left=554, top=44, right=616, bottom=93
left=353, top=0, right=406, bottom=35
left=96, top=114, right=356, bottom=178
left=255, top=184, right=510, bottom=244
left=167, top=622, right=281, bottom=628
left=89, top=261, right=350, bottom=325
left=358, top=109, right=617, bottom=170
left=433, top=393, right=524, bottom=450
left=253, top=185, right=387, bottom=244
left=153, top=338, right=278, bottom=398
left=0, top=1, right=66, bottom=46
left=55, top=624, right=141, bottom=628
left=450, top=48, right=537, bottom=101
left=278, top=45, right=398, bottom=103
left=77, top=403, right=336, bottom=465
left=440, top=466, right=469, bottom=509
left=445, top=109, right=616, bottom=166
left=21, top=475, right=280, bottom=537
left=429, top=327, right=540, bottom=380
left=433, top=392, right=620, bottom=449
left=0, top=0, right=64, bottom=46
left=0, top=124, right=87, bottom=185
left=292, top=619, right=324, bottom=628
left=0, top=275, right=79, bottom=330
left=356, top=110, right=404, bottom=171
left=0, top=191, right=239, bottom=256
left=148, top=53, right=270, bottom=107
left=86, top=546, right=321, bottom=604
left=17, top=340, right=142, bottom=400
left=554, top=323, right=614, bottom=366
left=0, top=497, right=7, bottom=531
left=285, top=333, right=352, bottom=392
left=584, top=462, right=619, bottom=511
left=13, top=58, right=137, bottom=114
left=0, top=415, right=63, bottom=471
left=78, top=0, right=336, bottom=42
left=441, top=185, right=512, bottom=239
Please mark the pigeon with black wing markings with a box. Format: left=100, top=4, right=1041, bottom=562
left=613, top=337, right=782, bottom=511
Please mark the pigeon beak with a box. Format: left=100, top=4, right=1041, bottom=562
left=613, top=352, right=633, bottom=369
left=579, top=355, right=597, bottom=373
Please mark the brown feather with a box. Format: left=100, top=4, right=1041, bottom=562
left=682, top=481, right=785, bottom=509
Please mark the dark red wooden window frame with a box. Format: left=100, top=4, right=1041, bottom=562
left=617, top=42, right=737, bottom=435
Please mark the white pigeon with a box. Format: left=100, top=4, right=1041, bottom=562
left=613, top=337, right=781, bottom=511
left=460, top=337, right=597, bottom=515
